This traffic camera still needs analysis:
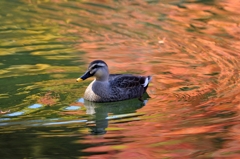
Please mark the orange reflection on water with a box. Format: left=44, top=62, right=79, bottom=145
left=68, top=0, right=240, bottom=158
left=1, top=0, right=240, bottom=158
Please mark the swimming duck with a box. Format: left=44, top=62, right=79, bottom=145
left=76, top=60, right=151, bottom=102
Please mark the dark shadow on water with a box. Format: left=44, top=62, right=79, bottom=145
left=0, top=124, right=100, bottom=158
left=0, top=95, right=150, bottom=158
left=83, top=94, right=150, bottom=135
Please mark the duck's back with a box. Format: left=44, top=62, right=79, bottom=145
left=84, top=74, right=151, bottom=102
left=108, top=74, right=151, bottom=101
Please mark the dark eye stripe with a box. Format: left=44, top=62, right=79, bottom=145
left=90, top=68, right=97, bottom=74
left=89, top=63, right=106, bottom=70
left=91, top=65, right=100, bottom=70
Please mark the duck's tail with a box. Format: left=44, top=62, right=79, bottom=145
left=139, top=76, right=152, bottom=101
left=143, top=76, right=152, bottom=90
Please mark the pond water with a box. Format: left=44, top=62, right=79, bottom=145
left=1, top=0, right=240, bottom=158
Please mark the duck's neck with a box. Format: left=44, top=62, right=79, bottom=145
left=95, top=75, right=109, bottom=82
left=94, top=67, right=109, bottom=82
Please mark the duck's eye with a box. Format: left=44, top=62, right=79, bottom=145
left=89, top=63, right=106, bottom=70
left=89, top=64, right=103, bottom=74
left=90, top=68, right=97, bottom=74
left=90, top=65, right=101, bottom=70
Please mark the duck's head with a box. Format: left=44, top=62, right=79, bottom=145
left=76, top=60, right=109, bottom=82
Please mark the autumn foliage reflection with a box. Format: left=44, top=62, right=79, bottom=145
left=0, top=0, right=240, bottom=158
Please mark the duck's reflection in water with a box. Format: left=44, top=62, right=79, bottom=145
left=83, top=94, right=150, bottom=135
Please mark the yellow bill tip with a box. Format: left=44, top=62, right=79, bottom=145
left=76, top=78, right=83, bottom=82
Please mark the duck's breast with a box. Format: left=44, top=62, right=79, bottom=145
left=84, top=80, right=110, bottom=102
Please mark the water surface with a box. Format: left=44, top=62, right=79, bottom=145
left=1, top=0, right=240, bottom=158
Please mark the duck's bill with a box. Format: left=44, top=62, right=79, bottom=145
left=76, top=70, right=92, bottom=82
left=76, top=78, right=83, bottom=82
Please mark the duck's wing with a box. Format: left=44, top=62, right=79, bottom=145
left=110, top=74, right=150, bottom=89
left=109, top=74, right=122, bottom=80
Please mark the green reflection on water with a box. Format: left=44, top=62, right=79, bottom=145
left=0, top=96, right=147, bottom=158
left=1, top=0, right=239, bottom=158
left=0, top=125, right=91, bottom=158
left=0, top=0, right=85, bottom=118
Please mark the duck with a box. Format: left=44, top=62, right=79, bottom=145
left=76, top=60, right=151, bottom=102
